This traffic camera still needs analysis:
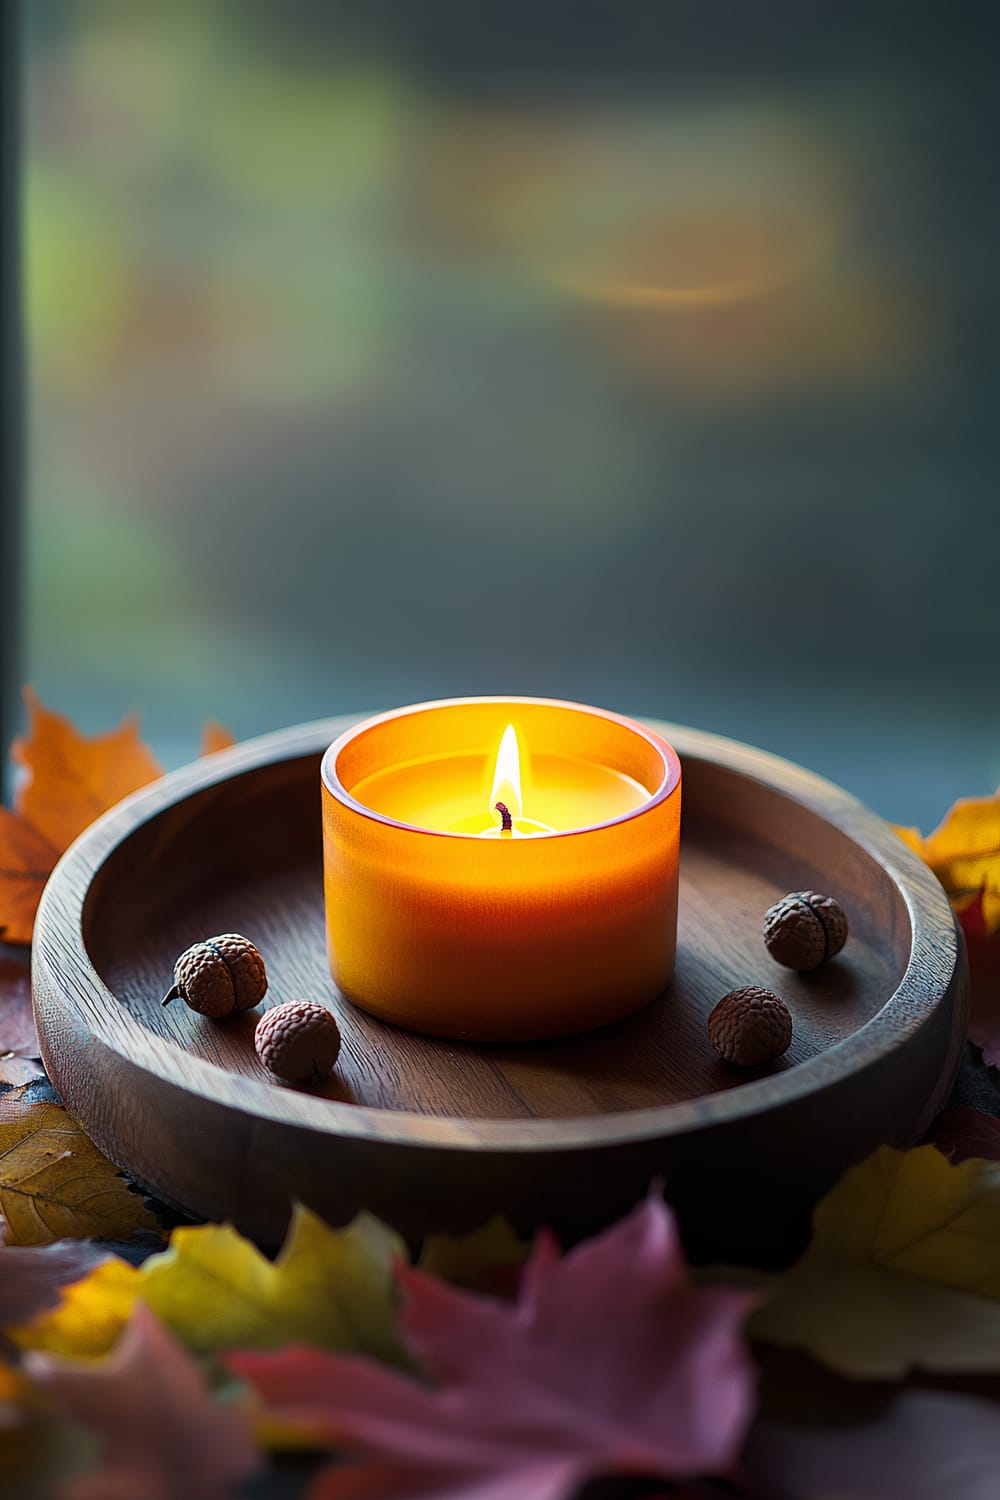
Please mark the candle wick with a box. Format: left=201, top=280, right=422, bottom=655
left=495, top=801, right=513, bottom=833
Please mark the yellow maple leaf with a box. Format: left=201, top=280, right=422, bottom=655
left=892, top=824, right=925, bottom=857
left=748, top=1144, right=1000, bottom=1377
left=0, top=1087, right=163, bottom=1247
left=14, top=1205, right=406, bottom=1366
left=12, top=1258, right=141, bottom=1358
left=895, top=788, right=1000, bottom=934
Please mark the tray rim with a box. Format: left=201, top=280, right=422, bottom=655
left=33, top=715, right=963, bottom=1152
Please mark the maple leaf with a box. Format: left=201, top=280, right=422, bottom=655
left=0, top=1237, right=111, bottom=1329
left=11, top=688, right=164, bottom=852
left=0, top=953, right=38, bottom=1058
left=746, top=1144, right=1000, bottom=1378
left=957, top=891, right=1000, bottom=1067
left=13, top=1256, right=138, bottom=1358
left=0, top=1084, right=163, bottom=1246
left=897, top=794, right=1000, bottom=1067
left=895, top=787, right=1000, bottom=933
left=0, top=805, right=59, bottom=946
left=0, top=690, right=232, bottom=947
left=17, top=1204, right=404, bottom=1365
left=201, top=722, right=236, bottom=756
left=228, top=1196, right=758, bottom=1500
left=930, top=1105, right=1000, bottom=1164
left=25, top=1303, right=260, bottom=1500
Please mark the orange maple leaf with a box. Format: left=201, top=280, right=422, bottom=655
left=0, top=806, right=58, bottom=946
left=200, top=721, right=237, bottom=756
left=0, top=690, right=233, bottom=947
left=12, top=688, right=164, bottom=851
left=895, top=787, right=1000, bottom=935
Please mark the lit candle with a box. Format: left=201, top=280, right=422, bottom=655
left=321, top=698, right=681, bottom=1041
left=481, top=724, right=551, bottom=837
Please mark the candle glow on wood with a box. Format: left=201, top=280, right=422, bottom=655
left=322, top=698, right=681, bottom=1041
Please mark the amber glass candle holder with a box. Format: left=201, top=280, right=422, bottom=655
left=321, top=697, right=681, bottom=1042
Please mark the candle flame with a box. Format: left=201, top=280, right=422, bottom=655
left=490, top=724, right=522, bottom=827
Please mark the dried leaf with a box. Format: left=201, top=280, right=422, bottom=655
left=931, top=1105, right=1000, bottom=1164
left=229, top=1196, right=758, bottom=1499
left=0, top=807, right=58, bottom=947
left=747, top=1386, right=1000, bottom=1500
left=18, top=1205, right=404, bottom=1364
left=895, top=788, right=1000, bottom=933
left=25, top=1303, right=259, bottom=1500
left=12, top=688, right=164, bottom=853
left=0, top=1238, right=112, bottom=1329
left=0, top=954, right=39, bottom=1059
left=0, top=1085, right=163, bottom=1247
left=748, top=1144, right=1000, bottom=1377
left=200, top=722, right=236, bottom=756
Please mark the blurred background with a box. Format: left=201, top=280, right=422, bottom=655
left=11, top=0, right=999, bottom=825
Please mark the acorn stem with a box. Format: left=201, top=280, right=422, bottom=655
left=161, top=985, right=181, bottom=1007
left=495, top=801, right=513, bottom=833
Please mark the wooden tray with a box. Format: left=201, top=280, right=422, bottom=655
left=32, top=718, right=968, bottom=1264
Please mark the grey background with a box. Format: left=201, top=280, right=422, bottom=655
left=19, top=2, right=999, bottom=827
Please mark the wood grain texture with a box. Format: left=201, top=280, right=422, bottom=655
left=32, top=718, right=968, bottom=1264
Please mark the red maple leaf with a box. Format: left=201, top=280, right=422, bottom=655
left=930, top=1105, right=1000, bottom=1164
left=229, top=1196, right=758, bottom=1500
left=0, top=954, right=38, bottom=1059
left=0, top=1235, right=111, bottom=1329
left=960, top=894, right=1000, bottom=1068
left=26, top=1303, right=260, bottom=1499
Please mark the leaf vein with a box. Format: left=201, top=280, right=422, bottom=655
left=883, top=1190, right=1000, bottom=1266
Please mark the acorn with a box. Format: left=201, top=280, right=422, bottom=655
left=163, top=934, right=267, bottom=1018
left=255, top=1001, right=342, bottom=1083
left=707, top=985, right=792, bottom=1068
left=763, top=891, right=849, bottom=971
